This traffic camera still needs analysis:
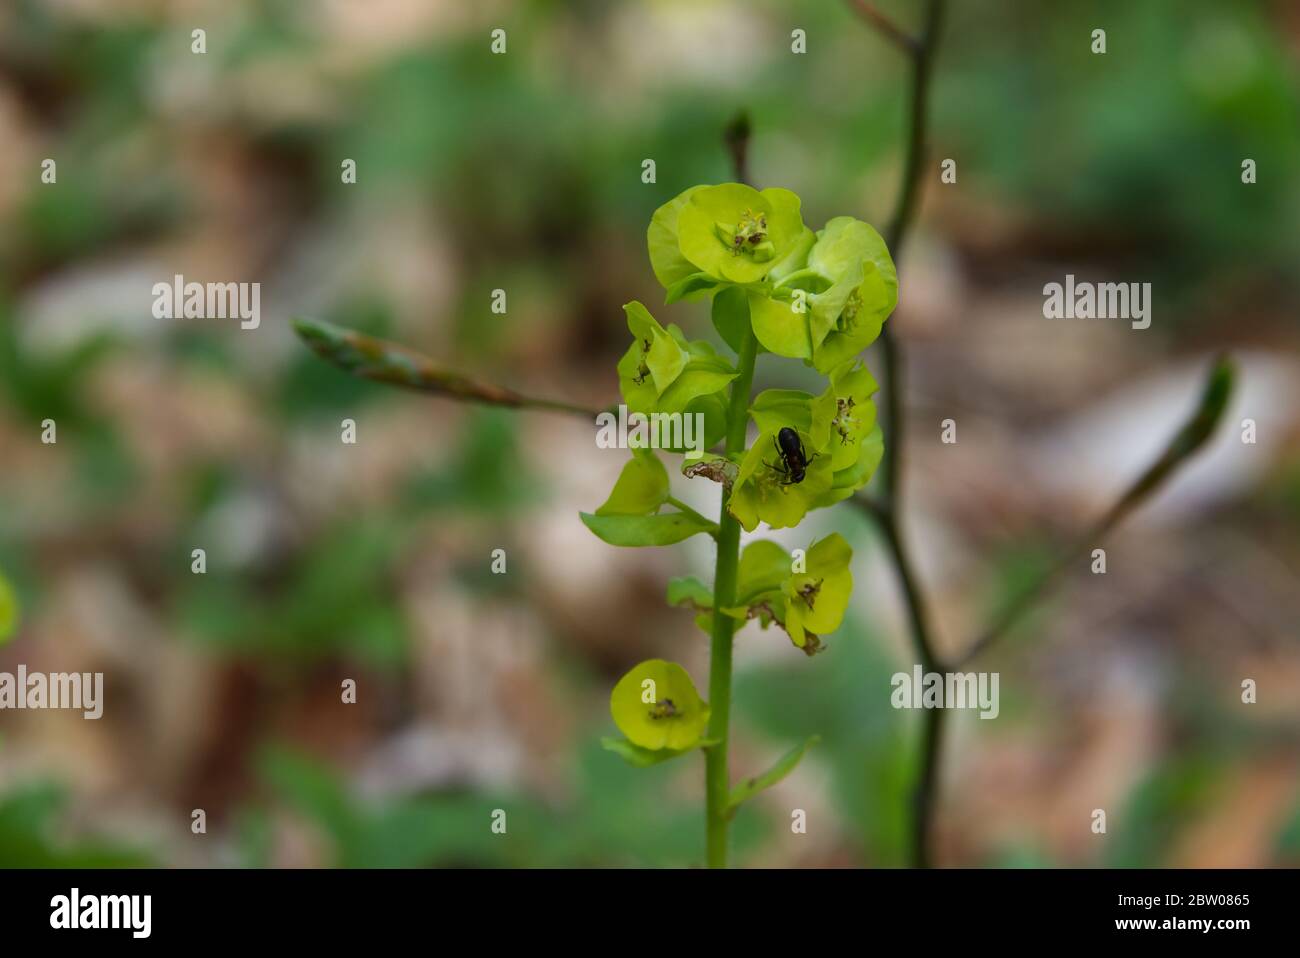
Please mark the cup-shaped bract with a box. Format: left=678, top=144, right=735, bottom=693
left=781, top=533, right=853, bottom=651
left=728, top=428, right=833, bottom=531
left=618, top=302, right=737, bottom=422
left=610, top=659, right=710, bottom=751
left=814, top=360, right=880, bottom=471
left=650, top=183, right=806, bottom=289
left=807, top=217, right=897, bottom=373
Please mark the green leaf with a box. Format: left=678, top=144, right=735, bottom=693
left=648, top=186, right=704, bottom=290
left=623, top=302, right=688, bottom=398
left=601, top=736, right=712, bottom=768
left=610, top=660, right=710, bottom=751
left=749, top=289, right=812, bottom=359
left=768, top=227, right=817, bottom=283
left=580, top=510, right=717, bottom=547
left=711, top=285, right=751, bottom=355
left=668, top=579, right=722, bottom=633
left=749, top=388, right=816, bottom=437
left=685, top=392, right=729, bottom=451
left=808, top=217, right=892, bottom=284
left=664, top=272, right=720, bottom=305
left=594, top=450, right=669, bottom=517
left=656, top=358, right=737, bottom=416
left=810, top=424, right=884, bottom=508
left=783, top=534, right=853, bottom=650
left=666, top=576, right=713, bottom=610
left=619, top=305, right=736, bottom=419
left=816, top=361, right=880, bottom=470
left=727, top=736, right=820, bottom=812
left=735, top=540, right=792, bottom=606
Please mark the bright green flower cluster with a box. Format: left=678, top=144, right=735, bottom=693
left=669, top=533, right=855, bottom=657
left=584, top=183, right=896, bottom=766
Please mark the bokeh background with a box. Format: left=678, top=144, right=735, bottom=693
left=1, top=0, right=1298, bottom=867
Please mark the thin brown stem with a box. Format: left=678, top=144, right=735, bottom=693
left=294, top=318, right=604, bottom=420
left=858, top=495, right=940, bottom=673
left=954, top=355, right=1236, bottom=669
left=878, top=0, right=947, bottom=506
left=724, top=110, right=753, bottom=186
left=850, top=0, right=948, bottom=869
left=846, top=0, right=921, bottom=57
left=912, top=705, right=945, bottom=867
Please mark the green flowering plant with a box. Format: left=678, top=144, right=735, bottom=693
left=583, top=182, right=896, bottom=866
left=291, top=39, right=1238, bottom=870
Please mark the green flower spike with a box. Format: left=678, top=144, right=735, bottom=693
left=610, top=659, right=710, bottom=751
left=651, top=183, right=806, bottom=291
left=728, top=428, right=833, bottom=532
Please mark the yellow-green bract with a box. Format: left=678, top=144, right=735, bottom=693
left=610, top=659, right=710, bottom=751
left=649, top=183, right=807, bottom=290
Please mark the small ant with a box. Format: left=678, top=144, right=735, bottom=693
left=648, top=698, right=678, bottom=720
left=834, top=396, right=858, bottom=445
left=797, top=579, right=822, bottom=609
left=632, top=337, right=652, bottom=385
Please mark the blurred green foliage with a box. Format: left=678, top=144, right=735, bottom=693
left=251, top=741, right=766, bottom=868
left=736, top=612, right=913, bottom=865
left=178, top=519, right=408, bottom=665
left=403, top=409, right=539, bottom=514
left=0, top=784, right=153, bottom=867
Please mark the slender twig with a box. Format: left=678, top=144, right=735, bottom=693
left=846, top=0, right=921, bottom=56
left=848, top=0, right=948, bottom=868
left=912, top=705, right=944, bottom=866
left=853, top=5, right=1234, bottom=854
left=879, top=0, right=947, bottom=505
left=856, top=484, right=945, bottom=868
left=954, top=355, right=1236, bottom=669
left=858, top=495, right=939, bottom=673
left=724, top=110, right=753, bottom=186
left=293, top=318, right=604, bottom=420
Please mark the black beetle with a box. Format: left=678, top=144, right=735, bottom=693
left=769, top=427, right=811, bottom=485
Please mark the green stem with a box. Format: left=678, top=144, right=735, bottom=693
left=704, top=328, right=759, bottom=868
